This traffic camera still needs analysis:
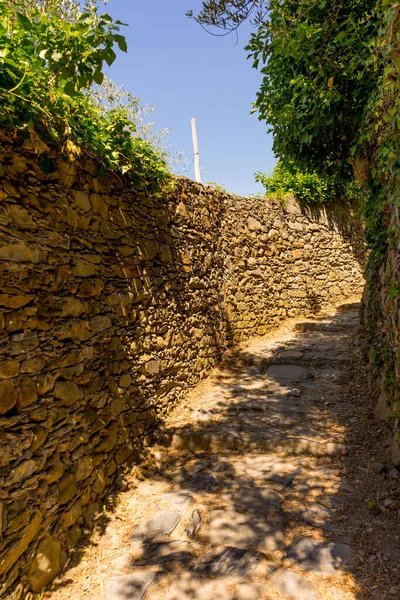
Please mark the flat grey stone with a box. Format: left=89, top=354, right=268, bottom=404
left=287, top=537, right=353, bottom=573
left=184, top=509, right=202, bottom=538
left=161, top=492, right=194, bottom=507
left=134, top=540, right=194, bottom=566
left=162, top=574, right=232, bottom=600
left=266, top=365, right=311, bottom=382
left=189, top=471, right=219, bottom=492
left=107, top=573, right=160, bottom=600
left=195, top=546, right=261, bottom=577
left=297, top=503, right=332, bottom=529
left=271, top=569, right=318, bottom=599
left=232, top=455, right=299, bottom=486
left=203, top=508, right=284, bottom=552
left=220, top=487, right=284, bottom=513
left=131, top=510, right=180, bottom=543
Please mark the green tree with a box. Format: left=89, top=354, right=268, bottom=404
left=189, top=0, right=381, bottom=181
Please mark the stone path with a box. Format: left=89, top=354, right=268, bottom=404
left=47, top=303, right=374, bottom=600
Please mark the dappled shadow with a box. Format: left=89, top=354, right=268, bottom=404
left=44, top=301, right=400, bottom=599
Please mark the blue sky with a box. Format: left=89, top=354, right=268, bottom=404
left=104, top=0, right=275, bottom=196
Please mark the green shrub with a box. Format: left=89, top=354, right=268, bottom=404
left=0, top=0, right=171, bottom=194
left=255, top=161, right=362, bottom=204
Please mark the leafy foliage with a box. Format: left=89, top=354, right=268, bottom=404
left=256, top=162, right=336, bottom=204
left=190, top=0, right=380, bottom=180
left=0, top=0, right=171, bottom=193
left=255, top=161, right=364, bottom=204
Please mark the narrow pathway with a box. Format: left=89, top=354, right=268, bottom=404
left=46, top=303, right=400, bottom=600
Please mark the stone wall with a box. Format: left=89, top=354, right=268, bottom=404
left=361, top=202, right=400, bottom=467
left=0, top=129, right=365, bottom=597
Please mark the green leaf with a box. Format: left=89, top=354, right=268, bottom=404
left=115, top=35, right=127, bottom=53
left=64, top=79, right=77, bottom=97
left=93, top=70, right=104, bottom=85
left=16, top=13, right=32, bottom=31
left=103, top=48, right=117, bottom=67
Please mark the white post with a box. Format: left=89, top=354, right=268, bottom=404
left=191, top=118, right=201, bottom=183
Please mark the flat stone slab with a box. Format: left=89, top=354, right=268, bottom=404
left=231, top=455, right=300, bottom=486
left=287, top=537, right=353, bottom=573
left=134, top=540, right=194, bottom=566
left=161, top=573, right=232, bottom=600
left=220, top=487, right=284, bottom=514
left=297, top=503, right=332, bottom=529
left=271, top=569, right=318, bottom=599
left=203, top=509, right=284, bottom=552
left=107, top=573, right=160, bottom=600
left=266, top=365, right=311, bottom=382
left=161, top=492, right=194, bottom=507
left=187, top=471, right=219, bottom=492
left=195, top=546, right=262, bottom=577
left=131, top=510, right=180, bottom=544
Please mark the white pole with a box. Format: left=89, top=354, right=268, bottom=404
left=191, top=118, right=201, bottom=183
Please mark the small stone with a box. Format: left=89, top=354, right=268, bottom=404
left=0, top=511, right=42, bottom=577
left=71, top=189, right=91, bottom=212
left=0, top=294, right=34, bottom=309
left=271, top=569, right=317, bottom=599
left=325, top=442, right=348, bottom=456
left=107, top=573, right=159, bottom=600
left=131, top=510, right=181, bottom=544
left=186, top=471, right=218, bottom=493
left=162, top=492, right=194, bottom=507
left=391, top=438, right=400, bottom=467
left=9, top=206, right=37, bottom=231
left=10, top=459, right=37, bottom=485
left=53, top=381, right=81, bottom=405
left=72, top=259, right=97, bottom=277
left=204, top=509, right=284, bottom=552
left=145, top=360, right=160, bottom=375
left=163, top=574, right=232, bottom=600
left=195, top=546, right=261, bottom=578
left=17, top=377, right=38, bottom=408
left=0, top=242, right=46, bottom=264
left=336, top=371, right=356, bottom=384
left=266, top=365, right=311, bottom=382
left=220, top=487, right=284, bottom=513
left=184, top=510, right=202, bottom=538
left=297, top=503, right=332, bottom=529
left=135, top=539, right=193, bottom=567
left=28, top=536, right=62, bottom=593
left=248, top=217, right=263, bottom=231
left=374, top=391, right=390, bottom=422
left=371, top=461, right=385, bottom=474
left=0, top=360, right=20, bottom=379
left=287, top=537, right=353, bottom=573
left=0, top=380, right=17, bottom=415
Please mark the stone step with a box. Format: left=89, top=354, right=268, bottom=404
left=160, top=427, right=347, bottom=458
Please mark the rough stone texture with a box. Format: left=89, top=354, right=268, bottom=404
left=287, top=537, right=354, bottom=573
left=271, top=569, right=318, bottom=599
left=0, top=129, right=365, bottom=595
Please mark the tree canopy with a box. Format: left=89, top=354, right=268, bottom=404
left=189, top=0, right=381, bottom=182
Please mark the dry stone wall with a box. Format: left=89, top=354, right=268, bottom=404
left=361, top=202, right=400, bottom=468
left=0, top=129, right=365, bottom=597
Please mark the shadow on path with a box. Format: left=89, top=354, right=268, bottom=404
left=46, top=302, right=400, bottom=600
